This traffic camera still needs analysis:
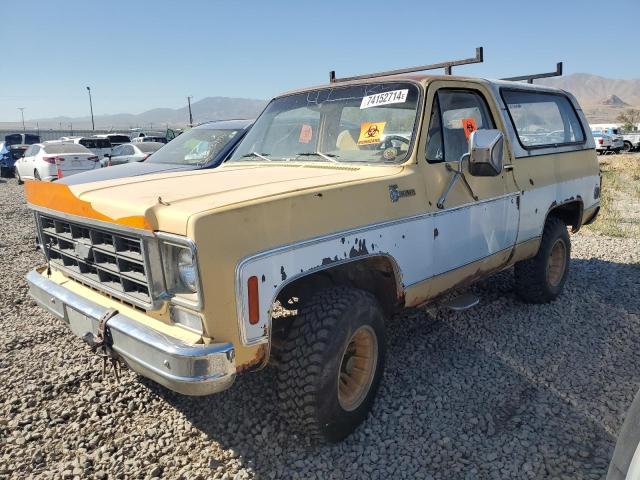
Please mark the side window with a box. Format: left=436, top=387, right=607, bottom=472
left=30, top=146, right=41, bottom=156
left=501, top=90, right=585, bottom=148
left=426, top=89, right=495, bottom=163
left=23, top=146, right=34, bottom=157
left=112, top=145, right=123, bottom=156
left=124, top=145, right=135, bottom=155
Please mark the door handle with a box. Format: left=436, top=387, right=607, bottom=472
left=503, top=164, right=514, bottom=171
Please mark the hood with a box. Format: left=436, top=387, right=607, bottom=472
left=26, top=163, right=402, bottom=234
left=60, top=162, right=194, bottom=185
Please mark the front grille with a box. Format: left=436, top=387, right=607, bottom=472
left=38, top=214, right=152, bottom=305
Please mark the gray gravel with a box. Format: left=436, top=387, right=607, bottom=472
left=1, top=176, right=639, bottom=480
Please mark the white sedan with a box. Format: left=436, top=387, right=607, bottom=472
left=14, top=143, right=99, bottom=183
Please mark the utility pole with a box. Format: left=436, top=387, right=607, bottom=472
left=187, top=96, right=193, bottom=127
left=86, top=86, right=95, bottom=131
left=17, top=108, right=25, bottom=132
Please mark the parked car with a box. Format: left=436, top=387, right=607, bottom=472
left=93, top=133, right=131, bottom=147
left=593, top=132, right=622, bottom=154
left=62, top=119, right=252, bottom=184
left=57, top=137, right=113, bottom=159
left=14, top=143, right=99, bottom=183
left=608, top=388, right=640, bottom=479
left=621, top=132, right=640, bottom=152
left=131, top=136, right=167, bottom=144
left=5, top=133, right=40, bottom=146
left=23, top=73, right=599, bottom=443
left=1, top=142, right=13, bottom=177
left=100, top=142, right=163, bottom=167
left=1, top=143, right=28, bottom=177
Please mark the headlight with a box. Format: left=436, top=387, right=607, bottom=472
left=177, top=248, right=198, bottom=293
left=158, top=235, right=201, bottom=308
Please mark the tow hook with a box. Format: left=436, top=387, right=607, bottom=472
left=82, top=308, right=122, bottom=383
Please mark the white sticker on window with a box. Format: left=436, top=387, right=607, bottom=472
left=360, top=89, right=408, bottom=109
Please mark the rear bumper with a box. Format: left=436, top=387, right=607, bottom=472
left=26, top=269, right=236, bottom=395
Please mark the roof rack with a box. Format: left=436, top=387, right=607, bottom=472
left=329, top=47, right=484, bottom=83
left=501, top=62, right=563, bottom=84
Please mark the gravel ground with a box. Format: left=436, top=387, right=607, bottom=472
left=1, top=176, right=639, bottom=480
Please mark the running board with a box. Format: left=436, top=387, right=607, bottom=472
left=440, top=293, right=480, bottom=312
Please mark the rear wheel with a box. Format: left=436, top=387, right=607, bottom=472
left=623, top=141, right=633, bottom=153
left=15, top=168, right=23, bottom=185
left=275, top=287, right=385, bottom=443
left=514, top=216, right=570, bottom=303
left=34, top=169, right=41, bottom=181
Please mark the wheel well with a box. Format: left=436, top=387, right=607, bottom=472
left=275, top=256, right=403, bottom=317
left=548, top=200, right=583, bottom=233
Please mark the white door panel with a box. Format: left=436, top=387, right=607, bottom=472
left=432, top=194, right=519, bottom=276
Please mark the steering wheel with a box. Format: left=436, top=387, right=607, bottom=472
left=381, top=135, right=410, bottom=150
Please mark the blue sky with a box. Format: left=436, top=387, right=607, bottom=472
left=2, top=0, right=639, bottom=120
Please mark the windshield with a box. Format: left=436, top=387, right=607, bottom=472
left=228, top=82, right=420, bottom=165
left=146, top=127, right=241, bottom=165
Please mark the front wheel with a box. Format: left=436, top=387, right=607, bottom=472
left=275, top=287, right=385, bottom=443
left=514, top=216, right=570, bottom=303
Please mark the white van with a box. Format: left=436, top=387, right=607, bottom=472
left=60, top=137, right=113, bottom=160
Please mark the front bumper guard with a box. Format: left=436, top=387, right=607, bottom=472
left=26, top=269, right=236, bottom=396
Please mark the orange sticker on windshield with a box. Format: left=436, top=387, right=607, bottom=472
left=461, top=117, right=478, bottom=140
left=358, top=122, right=386, bottom=145
left=299, top=124, right=313, bottom=144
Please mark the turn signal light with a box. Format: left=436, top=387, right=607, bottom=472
left=248, top=276, right=259, bottom=325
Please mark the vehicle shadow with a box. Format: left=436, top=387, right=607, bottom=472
left=145, top=256, right=638, bottom=478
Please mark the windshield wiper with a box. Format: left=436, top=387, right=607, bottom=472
left=294, top=152, right=339, bottom=163
left=241, top=152, right=272, bottom=161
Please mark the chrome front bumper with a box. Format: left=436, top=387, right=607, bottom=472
left=26, top=269, right=236, bottom=396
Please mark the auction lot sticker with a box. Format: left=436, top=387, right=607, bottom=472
left=358, top=122, right=386, bottom=145
left=360, top=89, right=408, bottom=109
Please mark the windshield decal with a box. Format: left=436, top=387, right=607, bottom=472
left=360, top=89, right=408, bottom=109
left=299, top=124, right=313, bottom=144
left=358, top=122, right=386, bottom=145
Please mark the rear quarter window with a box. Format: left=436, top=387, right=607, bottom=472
left=501, top=90, right=585, bottom=149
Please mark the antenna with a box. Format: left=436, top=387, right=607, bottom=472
left=329, top=47, right=484, bottom=83
left=501, top=62, right=563, bottom=84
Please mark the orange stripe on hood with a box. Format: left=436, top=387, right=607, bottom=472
left=24, top=180, right=153, bottom=231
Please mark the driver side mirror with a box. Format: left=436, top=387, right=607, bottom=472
left=468, top=129, right=504, bottom=177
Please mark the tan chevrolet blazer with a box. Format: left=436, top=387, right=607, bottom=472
left=25, top=72, right=600, bottom=443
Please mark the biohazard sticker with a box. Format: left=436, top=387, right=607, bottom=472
left=461, top=117, right=478, bottom=140
left=299, top=124, right=313, bottom=144
left=360, top=89, right=408, bottom=109
left=358, top=122, right=386, bottom=145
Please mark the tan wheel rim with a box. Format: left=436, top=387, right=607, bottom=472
left=338, top=325, right=378, bottom=412
left=547, top=239, right=567, bottom=287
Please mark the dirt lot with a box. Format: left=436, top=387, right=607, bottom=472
left=0, top=156, right=639, bottom=479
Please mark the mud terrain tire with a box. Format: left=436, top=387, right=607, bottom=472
left=276, top=287, right=385, bottom=443
left=514, top=215, right=570, bottom=303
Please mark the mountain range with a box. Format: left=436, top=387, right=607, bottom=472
left=539, top=74, right=640, bottom=123
left=3, top=74, right=639, bottom=129
left=4, top=96, right=267, bottom=130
